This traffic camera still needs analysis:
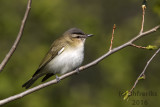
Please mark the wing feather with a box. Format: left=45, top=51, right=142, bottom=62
left=33, top=37, right=67, bottom=77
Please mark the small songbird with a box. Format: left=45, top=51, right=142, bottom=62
left=22, top=28, right=93, bottom=89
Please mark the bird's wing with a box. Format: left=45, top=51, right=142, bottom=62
left=33, top=37, right=67, bottom=77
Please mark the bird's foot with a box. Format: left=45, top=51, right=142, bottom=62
left=75, top=68, right=80, bottom=74
left=56, top=75, right=60, bottom=82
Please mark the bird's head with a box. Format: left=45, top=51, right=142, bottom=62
left=63, top=28, right=93, bottom=47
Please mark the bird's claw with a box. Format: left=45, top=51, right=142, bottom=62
left=75, top=68, right=80, bottom=74
left=56, top=75, right=60, bottom=82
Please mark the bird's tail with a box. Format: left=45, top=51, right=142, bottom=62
left=22, top=77, right=38, bottom=89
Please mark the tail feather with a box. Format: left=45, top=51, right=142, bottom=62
left=42, top=73, right=54, bottom=82
left=22, top=69, right=44, bottom=89
left=22, top=77, right=38, bottom=89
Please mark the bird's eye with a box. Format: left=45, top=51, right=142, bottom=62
left=76, top=36, right=81, bottom=38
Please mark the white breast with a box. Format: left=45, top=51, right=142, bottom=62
left=46, top=44, right=84, bottom=74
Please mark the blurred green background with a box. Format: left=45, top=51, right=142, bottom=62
left=0, top=0, right=160, bottom=107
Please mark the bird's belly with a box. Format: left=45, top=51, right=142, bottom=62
left=46, top=47, right=84, bottom=74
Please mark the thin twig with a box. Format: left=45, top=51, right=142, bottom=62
left=130, top=43, right=146, bottom=49
left=0, top=25, right=159, bottom=106
left=139, top=4, right=146, bottom=34
left=129, top=48, right=160, bottom=93
left=109, top=24, right=116, bottom=51
left=0, top=0, right=32, bottom=72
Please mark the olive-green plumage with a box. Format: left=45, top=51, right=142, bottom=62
left=22, top=28, right=93, bottom=89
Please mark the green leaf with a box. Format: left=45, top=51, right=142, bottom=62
left=138, top=75, right=145, bottom=80
left=122, top=90, right=131, bottom=100
left=146, top=45, right=158, bottom=50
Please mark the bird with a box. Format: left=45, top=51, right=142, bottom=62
left=22, top=28, right=93, bottom=89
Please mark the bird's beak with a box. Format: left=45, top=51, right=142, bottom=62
left=87, top=34, right=94, bottom=37
left=81, top=34, right=94, bottom=38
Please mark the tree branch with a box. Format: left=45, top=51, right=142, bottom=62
left=0, top=25, right=159, bottom=106
left=0, top=0, right=32, bottom=72
left=129, top=48, right=160, bottom=94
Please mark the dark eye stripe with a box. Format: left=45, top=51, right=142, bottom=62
left=76, top=36, right=81, bottom=38
left=72, top=32, right=85, bottom=35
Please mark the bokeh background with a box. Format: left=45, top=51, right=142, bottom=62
left=0, top=0, right=160, bottom=107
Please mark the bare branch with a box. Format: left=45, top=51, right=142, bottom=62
left=109, top=24, right=116, bottom=51
left=0, top=25, right=159, bottom=106
left=129, top=48, right=160, bottom=93
left=0, top=0, right=32, bottom=72
left=139, top=4, right=146, bottom=34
